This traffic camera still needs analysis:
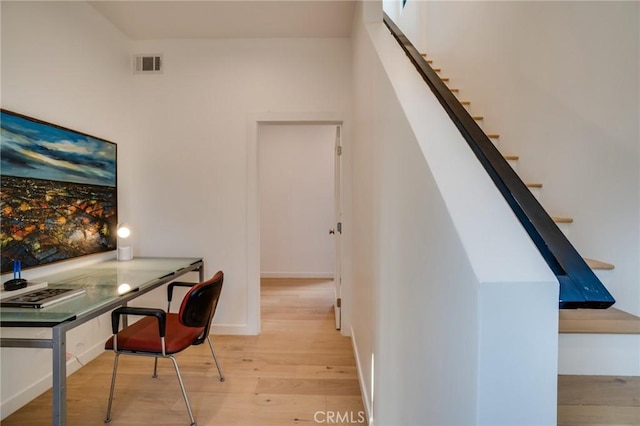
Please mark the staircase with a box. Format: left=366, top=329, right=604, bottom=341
left=421, top=52, right=640, bottom=424
left=421, top=52, right=640, bottom=371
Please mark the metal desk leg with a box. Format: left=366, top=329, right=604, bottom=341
left=52, top=326, right=67, bottom=426
left=199, top=265, right=204, bottom=282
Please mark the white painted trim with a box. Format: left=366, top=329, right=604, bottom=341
left=260, top=272, right=334, bottom=279
left=350, top=325, right=373, bottom=426
left=247, top=116, right=261, bottom=336
left=246, top=111, right=346, bottom=338
left=1, top=373, right=53, bottom=420
left=0, top=340, right=106, bottom=420
left=210, top=324, right=256, bottom=336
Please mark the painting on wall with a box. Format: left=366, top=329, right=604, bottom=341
left=0, top=109, right=117, bottom=273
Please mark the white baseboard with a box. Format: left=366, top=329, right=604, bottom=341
left=0, top=340, right=107, bottom=420
left=350, top=325, right=373, bottom=425
left=1, top=370, right=52, bottom=420
left=260, top=272, right=334, bottom=279
left=211, top=323, right=258, bottom=336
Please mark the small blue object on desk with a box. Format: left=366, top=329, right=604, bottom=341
left=4, top=260, right=27, bottom=291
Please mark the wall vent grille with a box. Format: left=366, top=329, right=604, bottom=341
left=134, top=54, right=162, bottom=74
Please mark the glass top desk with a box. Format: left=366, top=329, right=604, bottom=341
left=0, top=257, right=204, bottom=426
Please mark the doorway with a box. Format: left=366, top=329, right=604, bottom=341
left=258, top=123, right=342, bottom=330
left=258, top=124, right=336, bottom=280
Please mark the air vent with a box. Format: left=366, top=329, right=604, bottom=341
left=134, top=54, right=162, bottom=74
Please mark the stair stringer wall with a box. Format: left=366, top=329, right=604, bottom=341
left=395, top=0, right=639, bottom=317
left=350, top=5, right=559, bottom=425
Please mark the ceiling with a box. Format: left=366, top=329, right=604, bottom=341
left=89, top=1, right=357, bottom=40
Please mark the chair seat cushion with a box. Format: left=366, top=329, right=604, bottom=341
left=105, top=313, right=204, bottom=354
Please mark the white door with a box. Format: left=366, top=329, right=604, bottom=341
left=333, top=125, right=342, bottom=330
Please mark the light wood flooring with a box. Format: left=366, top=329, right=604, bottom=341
left=4, top=278, right=639, bottom=425
left=2, top=278, right=365, bottom=426
left=558, top=375, right=640, bottom=425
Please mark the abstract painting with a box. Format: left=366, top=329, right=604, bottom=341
left=0, top=110, right=117, bottom=273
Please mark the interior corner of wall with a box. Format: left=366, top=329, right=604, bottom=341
left=362, top=0, right=383, bottom=24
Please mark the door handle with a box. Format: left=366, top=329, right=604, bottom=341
left=329, top=229, right=335, bottom=235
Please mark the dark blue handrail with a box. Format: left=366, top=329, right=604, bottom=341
left=383, top=13, right=614, bottom=308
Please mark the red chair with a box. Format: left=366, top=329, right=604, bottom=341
left=104, top=271, right=225, bottom=426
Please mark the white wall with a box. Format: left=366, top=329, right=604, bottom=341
left=126, top=37, right=351, bottom=334
left=0, top=1, right=133, bottom=418
left=350, top=3, right=558, bottom=424
left=1, top=1, right=352, bottom=416
left=398, top=1, right=640, bottom=316
left=259, top=124, right=336, bottom=278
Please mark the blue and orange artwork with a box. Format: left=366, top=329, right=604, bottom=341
left=0, top=110, right=117, bottom=273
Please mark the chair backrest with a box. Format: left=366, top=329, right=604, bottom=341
left=178, top=271, right=223, bottom=344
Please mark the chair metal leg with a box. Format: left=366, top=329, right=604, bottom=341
left=206, top=335, right=225, bottom=382
left=169, top=355, right=196, bottom=426
left=104, top=353, right=121, bottom=423
left=153, top=357, right=159, bottom=378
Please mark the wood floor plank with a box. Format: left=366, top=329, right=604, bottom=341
left=558, top=375, right=640, bottom=406
left=10, top=278, right=636, bottom=425
left=559, top=307, right=640, bottom=334
left=558, top=405, right=640, bottom=425
left=255, top=377, right=362, bottom=396
left=2, top=278, right=366, bottom=425
left=558, top=375, right=640, bottom=425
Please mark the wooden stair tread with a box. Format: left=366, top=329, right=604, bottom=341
left=472, top=115, right=483, bottom=121
left=552, top=216, right=573, bottom=223
left=460, top=100, right=470, bottom=106
left=426, top=60, right=433, bottom=64
left=585, top=258, right=615, bottom=270
left=503, top=155, right=519, bottom=161
left=526, top=182, right=543, bottom=188
left=450, top=88, right=459, bottom=93
left=441, top=77, right=450, bottom=82
left=559, top=307, right=640, bottom=334
left=487, top=133, right=500, bottom=139
left=433, top=68, right=442, bottom=73
left=558, top=375, right=640, bottom=408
